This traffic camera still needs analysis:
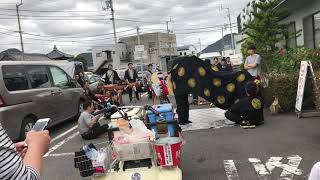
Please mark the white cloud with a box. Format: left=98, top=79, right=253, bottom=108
left=0, top=0, right=250, bottom=55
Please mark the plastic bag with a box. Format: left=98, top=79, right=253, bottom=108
left=113, top=119, right=154, bottom=145
left=130, top=119, right=154, bottom=141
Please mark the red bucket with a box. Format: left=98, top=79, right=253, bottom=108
left=154, top=137, right=182, bottom=167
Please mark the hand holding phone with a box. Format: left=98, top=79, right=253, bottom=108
left=32, top=118, right=50, bottom=132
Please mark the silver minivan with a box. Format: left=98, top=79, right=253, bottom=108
left=0, top=61, right=85, bottom=141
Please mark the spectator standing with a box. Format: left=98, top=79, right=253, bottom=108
left=0, top=124, right=51, bottom=180
left=226, top=57, right=233, bottom=71
left=244, top=45, right=262, bottom=78
left=146, top=64, right=154, bottom=99
left=124, top=63, right=140, bottom=103
left=105, top=64, right=120, bottom=85
left=78, top=72, right=85, bottom=87
left=221, top=57, right=227, bottom=71
left=213, top=57, right=222, bottom=70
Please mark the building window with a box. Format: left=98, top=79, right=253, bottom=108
left=303, top=15, right=315, bottom=49
left=180, top=52, right=182, bottom=56
left=96, top=53, right=102, bottom=57
left=184, top=52, right=187, bottom=56
left=314, top=12, right=320, bottom=48
left=149, top=42, right=156, bottom=48
left=286, top=22, right=297, bottom=48
left=113, top=51, right=115, bottom=54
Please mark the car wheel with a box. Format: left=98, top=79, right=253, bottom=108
left=20, top=117, right=35, bottom=140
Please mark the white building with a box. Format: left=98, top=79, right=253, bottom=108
left=237, top=0, right=320, bottom=50
left=177, top=45, right=197, bottom=56
left=199, top=52, right=221, bottom=60
left=91, top=43, right=127, bottom=74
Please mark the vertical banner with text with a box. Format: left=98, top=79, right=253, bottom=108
left=295, top=61, right=309, bottom=112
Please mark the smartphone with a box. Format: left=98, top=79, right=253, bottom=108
left=32, top=118, right=50, bottom=132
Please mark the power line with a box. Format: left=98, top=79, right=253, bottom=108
left=0, top=29, right=138, bottom=43
left=0, top=7, right=102, bottom=13
left=23, top=28, right=136, bottom=39
left=0, top=13, right=106, bottom=18
left=0, top=26, right=136, bottom=38
left=0, top=33, right=138, bottom=46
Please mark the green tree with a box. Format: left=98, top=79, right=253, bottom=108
left=241, top=0, right=289, bottom=72
left=74, top=54, right=88, bottom=71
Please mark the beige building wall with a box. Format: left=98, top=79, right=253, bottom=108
left=119, top=32, right=177, bottom=65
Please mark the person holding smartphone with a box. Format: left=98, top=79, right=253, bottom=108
left=0, top=124, right=51, bottom=180
left=78, top=101, right=109, bottom=140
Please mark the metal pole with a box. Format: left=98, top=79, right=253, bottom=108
left=221, top=27, right=224, bottom=57
left=227, top=8, right=235, bottom=53
left=16, top=1, right=24, bottom=61
left=166, top=19, right=172, bottom=62
left=109, top=0, right=117, bottom=44
left=137, top=26, right=141, bottom=45
left=136, top=26, right=143, bottom=65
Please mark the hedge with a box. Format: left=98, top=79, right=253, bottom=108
left=264, top=72, right=316, bottom=112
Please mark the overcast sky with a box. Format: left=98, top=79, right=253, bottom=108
left=0, top=0, right=250, bottom=55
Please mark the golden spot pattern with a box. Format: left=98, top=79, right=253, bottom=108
left=178, top=67, right=185, bottom=77
left=198, top=67, right=206, bottom=76
left=217, top=96, right=225, bottom=104
left=213, top=78, right=222, bottom=87
left=237, top=74, right=246, bottom=82
left=187, top=78, right=196, bottom=88
left=226, top=83, right=236, bottom=93
left=204, top=88, right=210, bottom=97
left=251, top=98, right=262, bottom=110
left=212, top=66, right=219, bottom=72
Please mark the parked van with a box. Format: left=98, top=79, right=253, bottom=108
left=0, top=61, right=85, bottom=141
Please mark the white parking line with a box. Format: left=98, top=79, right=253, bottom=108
left=51, top=125, right=78, bottom=143
left=44, top=131, right=79, bottom=157
left=47, top=153, right=74, bottom=157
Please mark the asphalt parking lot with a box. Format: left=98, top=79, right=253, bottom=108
left=42, top=93, right=320, bottom=180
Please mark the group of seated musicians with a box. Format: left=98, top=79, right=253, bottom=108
left=105, top=63, right=141, bottom=104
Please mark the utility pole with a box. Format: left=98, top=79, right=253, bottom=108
left=136, top=26, right=143, bottom=65
left=221, top=5, right=235, bottom=54
left=221, top=27, right=224, bottom=57
left=16, top=0, right=24, bottom=61
left=166, top=18, right=172, bottom=62
left=104, top=0, right=119, bottom=68
left=198, top=38, right=202, bottom=53
left=137, top=26, right=141, bottom=45
left=104, top=0, right=117, bottom=44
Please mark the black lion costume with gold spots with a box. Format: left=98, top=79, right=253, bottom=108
left=170, top=56, right=255, bottom=110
